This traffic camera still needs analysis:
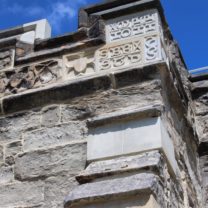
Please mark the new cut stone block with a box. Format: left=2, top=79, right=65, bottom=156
left=15, top=142, right=87, bottom=180
left=87, top=117, right=178, bottom=175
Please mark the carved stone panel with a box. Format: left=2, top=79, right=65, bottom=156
left=63, top=51, right=95, bottom=80
left=0, top=60, right=62, bottom=97
left=0, top=49, right=15, bottom=71
left=96, top=36, right=162, bottom=71
left=106, top=10, right=161, bottom=43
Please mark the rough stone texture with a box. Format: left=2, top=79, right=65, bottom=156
left=0, top=49, right=14, bottom=71
left=77, top=150, right=163, bottom=183
left=23, top=122, right=86, bottom=151
left=0, top=111, right=40, bottom=144
left=41, top=105, right=60, bottom=127
left=71, top=195, right=160, bottom=208
left=5, top=141, right=22, bottom=165
left=0, top=0, right=206, bottom=207
left=64, top=173, right=162, bottom=208
left=0, top=181, right=44, bottom=208
left=0, top=145, right=3, bottom=163
left=44, top=174, right=79, bottom=208
left=0, top=164, right=14, bottom=184
left=0, top=59, right=63, bottom=97
left=15, top=142, right=87, bottom=180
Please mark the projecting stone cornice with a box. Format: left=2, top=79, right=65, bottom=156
left=0, top=63, right=163, bottom=115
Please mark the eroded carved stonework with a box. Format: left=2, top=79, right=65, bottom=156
left=63, top=51, right=95, bottom=79
left=96, top=36, right=162, bottom=71
left=106, top=10, right=161, bottom=43
left=0, top=60, right=62, bottom=96
left=0, top=49, right=15, bottom=71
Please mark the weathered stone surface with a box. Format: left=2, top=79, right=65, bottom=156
left=0, top=164, right=14, bottom=184
left=64, top=173, right=162, bottom=208
left=71, top=195, right=160, bottom=208
left=77, top=150, right=163, bottom=183
left=61, top=105, right=95, bottom=122
left=41, top=105, right=60, bottom=127
left=23, top=122, right=87, bottom=151
left=0, top=145, right=3, bottom=163
left=87, top=104, right=162, bottom=127
left=5, top=141, right=22, bottom=165
left=0, top=49, right=14, bottom=71
left=0, top=181, right=44, bottom=208
left=44, top=174, right=79, bottom=208
left=15, top=142, right=87, bottom=180
left=0, top=111, right=40, bottom=143
left=63, top=49, right=95, bottom=79
left=0, top=59, right=63, bottom=96
left=195, top=115, right=208, bottom=142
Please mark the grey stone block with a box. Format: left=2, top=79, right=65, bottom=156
left=0, top=164, right=14, bottom=184
left=64, top=173, right=162, bottom=208
left=0, top=181, right=44, bottom=208
left=77, top=150, right=163, bottom=183
left=23, top=122, right=87, bottom=151
left=5, top=141, right=22, bottom=165
left=41, top=105, right=60, bottom=127
left=15, top=142, right=87, bottom=180
left=0, top=146, right=3, bottom=163
left=44, top=174, right=79, bottom=208
left=0, top=112, right=40, bottom=143
left=61, top=105, right=95, bottom=122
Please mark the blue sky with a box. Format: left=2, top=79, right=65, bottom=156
left=0, top=0, right=207, bottom=70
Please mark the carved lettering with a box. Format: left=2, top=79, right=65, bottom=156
left=145, top=36, right=159, bottom=61
left=98, top=41, right=142, bottom=71
left=107, top=11, right=158, bottom=42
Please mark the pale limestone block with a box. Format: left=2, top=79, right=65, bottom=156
left=105, top=9, right=162, bottom=43
left=95, top=36, right=163, bottom=72
left=63, top=50, right=96, bottom=80
left=71, top=195, right=160, bottom=208
left=21, top=19, right=51, bottom=44
left=87, top=117, right=178, bottom=175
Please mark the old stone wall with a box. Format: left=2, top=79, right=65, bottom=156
left=0, top=0, right=205, bottom=207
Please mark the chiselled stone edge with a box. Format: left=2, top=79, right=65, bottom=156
left=16, top=37, right=104, bottom=65
left=80, top=0, right=168, bottom=30
left=76, top=150, right=163, bottom=183
left=64, top=173, right=163, bottom=208
left=0, top=62, right=165, bottom=116
left=87, top=104, right=162, bottom=128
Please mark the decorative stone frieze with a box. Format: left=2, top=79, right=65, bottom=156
left=96, top=35, right=163, bottom=71
left=105, top=9, right=162, bottom=43
left=63, top=50, right=96, bottom=79
left=0, top=49, right=15, bottom=71
left=0, top=59, right=62, bottom=96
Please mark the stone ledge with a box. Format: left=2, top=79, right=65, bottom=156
left=0, top=63, right=162, bottom=115
left=16, top=37, right=104, bottom=66
left=64, top=173, right=162, bottom=208
left=87, top=104, right=162, bottom=128
left=76, top=150, right=163, bottom=183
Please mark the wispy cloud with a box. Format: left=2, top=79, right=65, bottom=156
left=47, top=0, right=87, bottom=33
